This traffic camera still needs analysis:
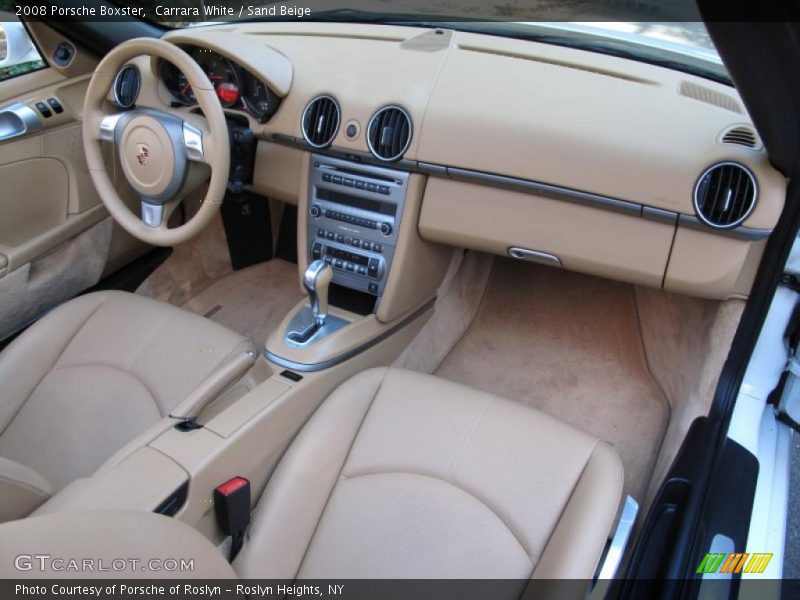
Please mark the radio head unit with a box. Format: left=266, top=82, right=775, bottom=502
left=306, top=154, right=410, bottom=300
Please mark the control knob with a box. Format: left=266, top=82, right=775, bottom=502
left=379, top=222, right=392, bottom=236
left=309, top=204, right=321, bottom=218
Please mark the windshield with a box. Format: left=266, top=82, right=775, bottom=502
left=121, top=0, right=725, bottom=82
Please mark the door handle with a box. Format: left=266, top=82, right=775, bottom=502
left=0, top=103, right=42, bottom=143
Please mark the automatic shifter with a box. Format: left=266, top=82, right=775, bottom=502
left=303, top=259, right=333, bottom=326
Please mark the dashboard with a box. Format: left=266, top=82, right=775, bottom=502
left=142, top=22, right=788, bottom=301
left=158, top=46, right=281, bottom=122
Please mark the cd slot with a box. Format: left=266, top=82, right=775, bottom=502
left=319, top=163, right=397, bottom=183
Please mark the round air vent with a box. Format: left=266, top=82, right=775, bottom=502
left=693, top=162, right=758, bottom=229
left=367, top=105, right=412, bottom=162
left=301, top=95, right=340, bottom=148
left=113, top=64, right=141, bottom=110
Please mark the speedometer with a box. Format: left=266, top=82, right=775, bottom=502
left=192, top=48, right=241, bottom=108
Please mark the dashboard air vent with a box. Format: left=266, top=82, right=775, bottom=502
left=720, top=125, right=760, bottom=149
left=367, top=106, right=412, bottom=162
left=113, top=64, right=140, bottom=110
left=301, top=95, right=340, bottom=148
left=693, top=162, right=758, bottom=229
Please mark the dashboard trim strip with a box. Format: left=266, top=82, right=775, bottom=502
left=269, top=135, right=772, bottom=242
left=677, top=215, right=771, bottom=241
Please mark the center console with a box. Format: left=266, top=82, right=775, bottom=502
left=306, top=154, right=409, bottom=299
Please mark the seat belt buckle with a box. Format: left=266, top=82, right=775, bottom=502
left=214, top=476, right=250, bottom=561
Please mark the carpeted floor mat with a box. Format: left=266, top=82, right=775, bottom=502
left=179, top=259, right=304, bottom=346
left=433, top=258, right=670, bottom=503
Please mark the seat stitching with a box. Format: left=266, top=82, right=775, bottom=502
left=124, top=311, right=177, bottom=372
left=340, top=469, right=536, bottom=565
left=528, top=439, right=599, bottom=579
left=445, top=393, right=493, bottom=479
left=0, top=296, right=108, bottom=440
left=0, top=474, right=51, bottom=498
left=294, top=368, right=390, bottom=575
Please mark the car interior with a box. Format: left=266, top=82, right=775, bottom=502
left=0, top=13, right=789, bottom=587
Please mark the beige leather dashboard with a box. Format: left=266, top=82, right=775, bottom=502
left=156, top=22, right=786, bottom=299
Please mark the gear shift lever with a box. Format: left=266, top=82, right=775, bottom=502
left=303, top=260, right=333, bottom=326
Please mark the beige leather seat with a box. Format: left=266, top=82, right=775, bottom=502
left=0, top=290, right=256, bottom=523
left=234, top=367, right=623, bottom=579
left=0, top=367, right=623, bottom=580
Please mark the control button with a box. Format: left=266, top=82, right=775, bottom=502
left=343, top=178, right=354, bottom=187
left=368, top=282, right=379, bottom=294
left=368, top=220, right=378, bottom=229
left=336, top=234, right=345, bottom=243
left=372, top=243, right=383, bottom=253
left=361, top=241, right=372, bottom=251
left=344, top=236, right=352, bottom=244
left=346, top=123, right=358, bottom=138
left=35, top=102, right=52, bottom=118
left=332, top=175, right=343, bottom=184
left=357, top=265, right=367, bottom=276
left=351, top=239, right=361, bottom=248
left=47, top=98, right=63, bottom=114
left=366, top=183, right=378, bottom=192
left=343, top=214, right=353, bottom=223
left=317, top=228, right=325, bottom=237
left=311, top=242, right=322, bottom=259
left=324, top=256, right=333, bottom=264
left=379, top=223, right=393, bottom=236
left=367, top=258, right=380, bottom=278
left=326, top=231, right=336, bottom=240
left=345, top=263, right=355, bottom=272
left=355, top=180, right=365, bottom=190
left=334, top=259, right=344, bottom=269
left=378, top=185, right=390, bottom=195
left=322, top=172, right=332, bottom=182
left=309, top=205, right=321, bottom=218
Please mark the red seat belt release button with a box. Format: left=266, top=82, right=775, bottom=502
left=214, top=476, right=250, bottom=561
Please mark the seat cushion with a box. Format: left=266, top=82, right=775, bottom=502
left=0, top=291, right=255, bottom=501
left=235, top=367, right=623, bottom=580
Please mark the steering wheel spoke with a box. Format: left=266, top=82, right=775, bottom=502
left=182, top=121, right=208, bottom=163
left=140, top=201, right=164, bottom=228
left=99, top=113, right=124, bottom=142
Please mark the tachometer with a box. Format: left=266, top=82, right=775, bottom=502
left=192, top=48, right=241, bottom=108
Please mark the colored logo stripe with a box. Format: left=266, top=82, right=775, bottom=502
left=697, top=552, right=773, bottom=574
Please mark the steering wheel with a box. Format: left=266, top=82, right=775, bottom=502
left=82, top=38, right=230, bottom=247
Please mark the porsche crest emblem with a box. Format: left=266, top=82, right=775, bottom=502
left=136, top=144, right=149, bottom=166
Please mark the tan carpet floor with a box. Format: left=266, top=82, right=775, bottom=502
left=434, top=258, right=670, bottom=503
left=180, top=259, right=304, bottom=346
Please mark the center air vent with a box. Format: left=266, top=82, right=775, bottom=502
left=367, top=106, right=412, bottom=162
left=693, top=162, right=758, bottom=229
left=113, top=64, right=140, bottom=110
left=301, top=95, right=340, bottom=148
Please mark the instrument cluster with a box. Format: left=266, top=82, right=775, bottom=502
left=159, top=46, right=280, bottom=122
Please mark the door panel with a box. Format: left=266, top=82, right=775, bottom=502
left=0, top=18, right=149, bottom=339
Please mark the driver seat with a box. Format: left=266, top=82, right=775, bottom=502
left=0, top=290, right=256, bottom=523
